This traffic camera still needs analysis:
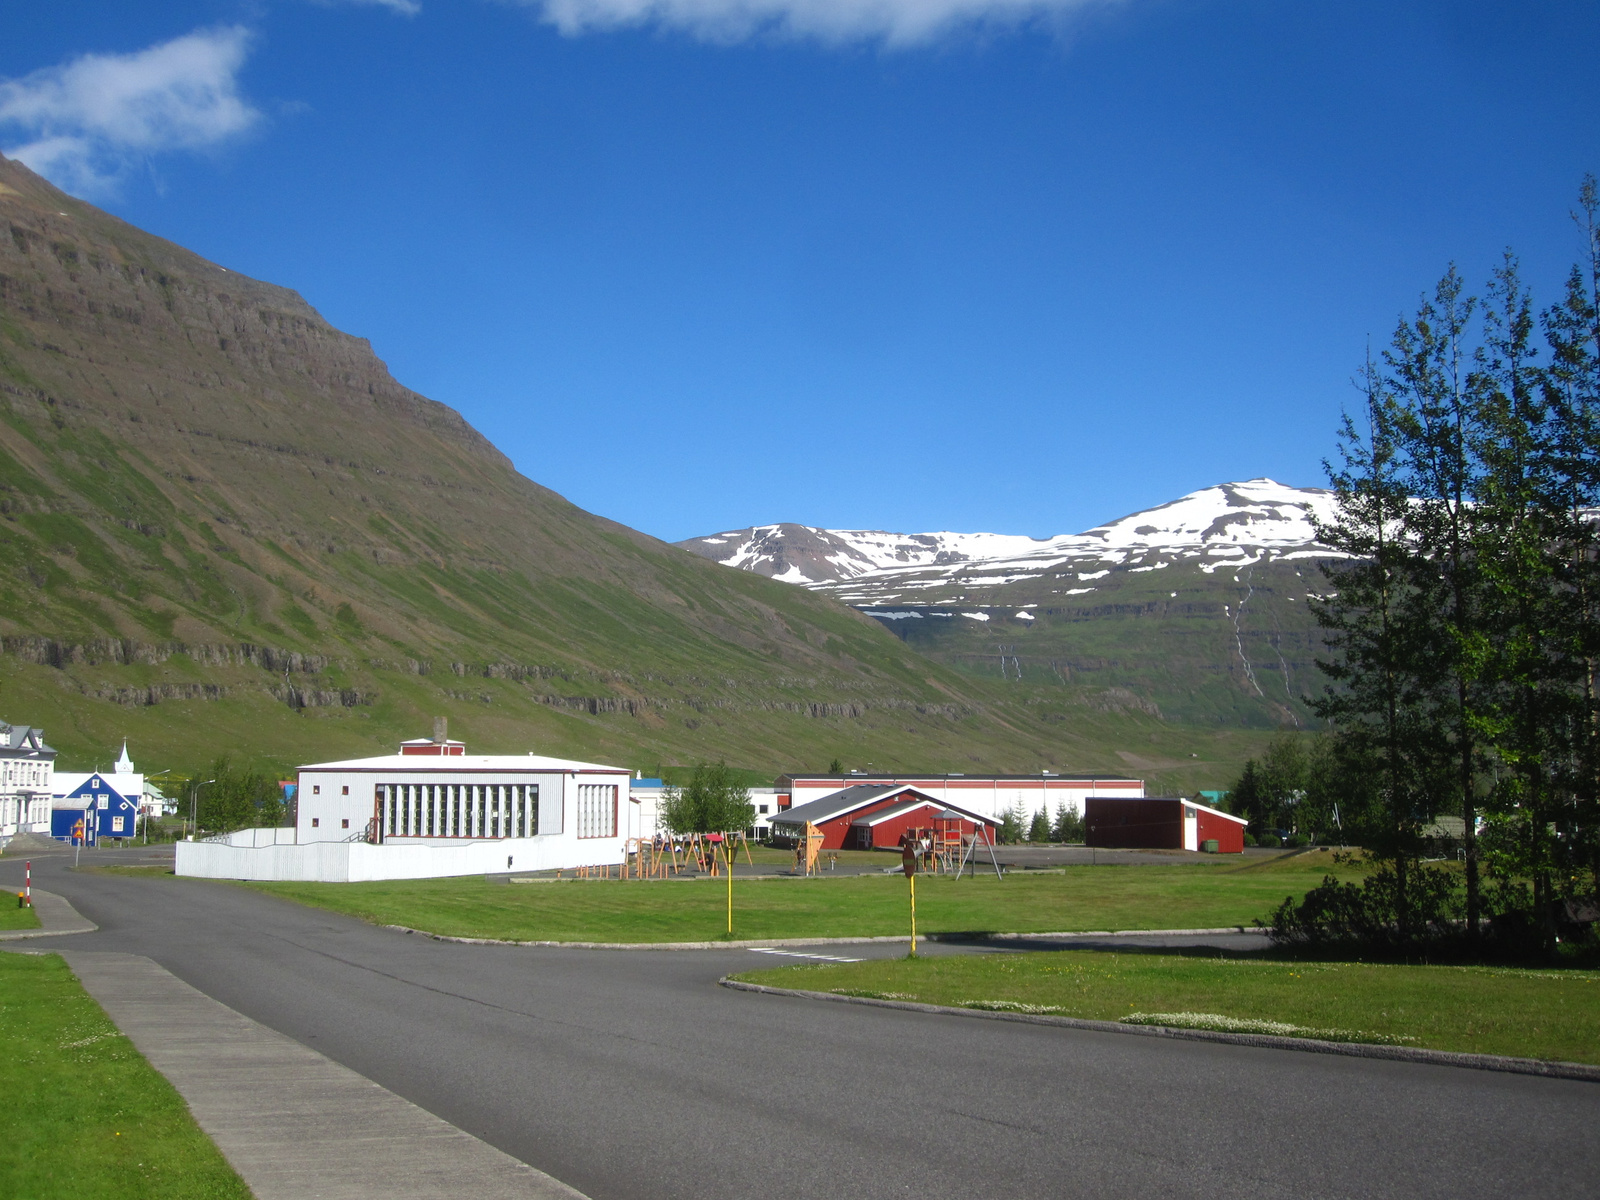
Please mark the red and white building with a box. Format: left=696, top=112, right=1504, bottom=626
left=770, top=784, right=1000, bottom=851
left=1084, top=796, right=1247, bottom=853
left=774, top=772, right=1144, bottom=824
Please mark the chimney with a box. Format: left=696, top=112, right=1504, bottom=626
left=432, top=715, right=448, bottom=744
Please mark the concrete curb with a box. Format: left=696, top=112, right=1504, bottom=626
left=60, top=950, right=590, bottom=1199
left=718, top=978, right=1600, bottom=1084
left=0, top=888, right=97, bottom=940
left=381, top=925, right=1267, bottom=951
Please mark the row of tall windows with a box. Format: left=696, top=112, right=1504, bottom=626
left=576, top=783, right=617, bottom=839
left=378, top=783, right=538, bottom=840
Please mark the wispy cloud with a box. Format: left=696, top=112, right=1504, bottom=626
left=329, top=0, right=424, bottom=15
left=0, top=27, right=260, bottom=196
left=519, top=0, right=1124, bottom=45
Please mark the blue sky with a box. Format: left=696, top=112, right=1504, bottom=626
left=3, top=2, right=1598, bottom=542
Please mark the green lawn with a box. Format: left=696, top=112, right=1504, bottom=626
left=241, top=850, right=1357, bottom=943
left=733, top=949, right=1600, bottom=1065
left=0, top=900, right=42, bottom=931
left=0, top=953, right=252, bottom=1199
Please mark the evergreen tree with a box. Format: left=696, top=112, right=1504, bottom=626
left=1312, top=358, right=1445, bottom=932
left=1027, top=808, right=1051, bottom=843
left=1052, top=801, right=1085, bottom=843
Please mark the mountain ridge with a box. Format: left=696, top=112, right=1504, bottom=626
left=678, top=480, right=1344, bottom=729
left=0, top=152, right=1271, bottom=791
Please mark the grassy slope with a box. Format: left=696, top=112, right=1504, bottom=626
left=0, top=953, right=251, bottom=1199
left=238, top=851, right=1352, bottom=943
left=734, top=951, right=1600, bottom=1065
left=0, top=154, right=1279, bottom=793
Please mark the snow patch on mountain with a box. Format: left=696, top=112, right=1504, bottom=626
left=676, top=479, right=1344, bottom=605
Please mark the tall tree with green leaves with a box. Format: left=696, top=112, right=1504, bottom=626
left=660, top=762, right=754, bottom=836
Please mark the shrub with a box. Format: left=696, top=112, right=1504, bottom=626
left=1286, top=833, right=1311, bottom=849
left=1267, top=861, right=1462, bottom=949
left=1242, top=832, right=1258, bottom=848
left=1256, top=833, right=1281, bottom=849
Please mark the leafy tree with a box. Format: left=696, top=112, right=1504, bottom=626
left=1027, top=808, right=1051, bottom=843
left=196, top=757, right=285, bottom=833
left=660, top=761, right=754, bottom=835
left=1052, top=802, right=1085, bottom=843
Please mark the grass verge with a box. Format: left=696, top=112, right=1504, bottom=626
left=240, top=850, right=1355, bottom=943
left=0, top=952, right=252, bottom=1198
left=0, top=901, right=42, bottom=931
left=731, top=949, right=1600, bottom=1064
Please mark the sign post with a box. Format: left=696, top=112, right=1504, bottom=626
left=901, top=844, right=918, bottom=957
left=73, top=818, right=84, bottom=868
left=23, top=861, right=30, bottom=908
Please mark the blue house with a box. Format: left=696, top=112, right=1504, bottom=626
left=51, top=773, right=139, bottom=845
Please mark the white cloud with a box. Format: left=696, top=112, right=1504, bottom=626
left=520, top=0, right=1123, bottom=45
left=330, top=0, right=424, bottom=14
left=0, top=27, right=259, bottom=195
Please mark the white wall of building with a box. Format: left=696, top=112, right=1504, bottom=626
left=176, top=829, right=619, bottom=883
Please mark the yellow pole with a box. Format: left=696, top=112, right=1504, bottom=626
left=908, top=872, right=917, bottom=957
left=725, top=839, right=733, bottom=936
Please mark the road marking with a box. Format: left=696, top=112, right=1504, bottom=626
left=748, top=948, right=863, bottom=962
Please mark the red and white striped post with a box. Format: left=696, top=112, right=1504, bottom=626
left=24, top=860, right=31, bottom=908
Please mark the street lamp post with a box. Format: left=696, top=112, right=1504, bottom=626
left=189, top=780, right=216, bottom=840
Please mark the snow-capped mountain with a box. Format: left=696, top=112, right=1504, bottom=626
left=678, top=479, right=1342, bottom=606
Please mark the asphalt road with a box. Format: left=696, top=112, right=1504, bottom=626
left=3, top=848, right=1595, bottom=1200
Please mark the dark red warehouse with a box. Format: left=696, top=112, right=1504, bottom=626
left=1084, top=796, right=1247, bottom=853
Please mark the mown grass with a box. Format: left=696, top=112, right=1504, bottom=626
left=0, top=952, right=251, bottom=1199
left=733, top=949, right=1600, bottom=1065
left=242, top=850, right=1355, bottom=943
left=0, top=901, right=42, bottom=931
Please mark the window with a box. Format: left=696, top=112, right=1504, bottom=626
left=313, top=785, right=321, bottom=795
left=758, top=805, right=769, bottom=814
left=577, top=783, right=617, bottom=839
left=1184, top=806, right=1196, bottom=819
left=312, top=818, right=320, bottom=828
left=376, top=782, right=537, bottom=839
left=97, top=796, right=108, bottom=810
left=341, top=785, right=349, bottom=795
left=341, top=818, right=349, bottom=829
left=112, top=816, right=125, bottom=832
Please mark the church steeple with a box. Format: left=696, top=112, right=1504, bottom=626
left=115, top=740, right=134, bottom=774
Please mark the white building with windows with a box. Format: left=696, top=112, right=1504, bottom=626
left=176, top=736, right=633, bottom=882
left=0, top=721, right=56, bottom=838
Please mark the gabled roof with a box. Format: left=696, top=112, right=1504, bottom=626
left=771, top=784, right=958, bottom=827
left=0, top=722, right=56, bottom=756
left=849, top=796, right=1001, bottom=828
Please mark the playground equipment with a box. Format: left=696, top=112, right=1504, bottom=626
left=795, top=822, right=826, bottom=876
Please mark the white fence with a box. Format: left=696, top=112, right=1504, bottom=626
left=175, top=829, right=624, bottom=883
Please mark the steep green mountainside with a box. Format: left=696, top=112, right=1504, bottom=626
left=0, top=155, right=1273, bottom=791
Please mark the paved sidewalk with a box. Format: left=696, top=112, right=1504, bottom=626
left=0, top=887, right=98, bottom=940
left=61, top=951, right=589, bottom=1200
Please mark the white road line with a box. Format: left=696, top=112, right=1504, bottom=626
left=747, top=948, right=863, bottom=963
